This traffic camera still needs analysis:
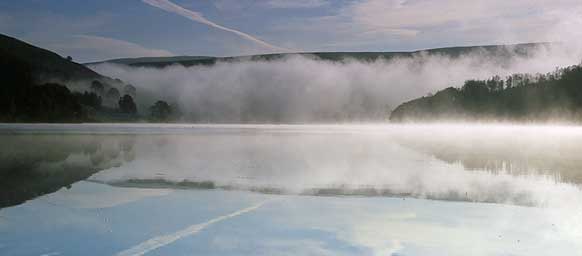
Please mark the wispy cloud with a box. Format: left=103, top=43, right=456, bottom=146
left=45, top=35, right=173, bottom=62
left=265, top=0, right=329, bottom=9
left=269, top=0, right=582, bottom=51
left=342, top=0, right=582, bottom=42
left=141, top=0, right=290, bottom=52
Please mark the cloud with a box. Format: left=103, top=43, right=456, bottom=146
left=342, top=0, right=582, bottom=42
left=141, top=0, right=290, bottom=52
left=264, top=0, right=329, bottom=9
left=45, top=35, right=173, bottom=62
left=272, top=0, right=582, bottom=51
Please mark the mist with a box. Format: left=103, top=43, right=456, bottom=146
left=72, top=123, right=582, bottom=209
left=90, top=44, right=582, bottom=122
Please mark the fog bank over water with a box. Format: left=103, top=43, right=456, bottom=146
left=56, top=123, right=579, bottom=210
left=90, top=44, right=582, bottom=122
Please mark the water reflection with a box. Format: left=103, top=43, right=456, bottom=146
left=392, top=124, right=582, bottom=183
left=2, top=124, right=582, bottom=256
left=0, top=134, right=136, bottom=208
left=2, top=124, right=582, bottom=208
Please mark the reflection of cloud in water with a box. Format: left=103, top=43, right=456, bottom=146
left=42, top=181, right=171, bottom=209
left=1, top=182, right=580, bottom=256
left=116, top=199, right=269, bottom=256
left=234, top=196, right=582, bottom=256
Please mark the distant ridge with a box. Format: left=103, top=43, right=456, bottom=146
left=87, top=43, right=552, bottom=68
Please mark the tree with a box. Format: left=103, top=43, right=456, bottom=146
left=123, top=84, right=137, bottom=97
left=118, top=95, right=137, bottom=114
left=106, top=87, right=120, bottom=100
left=90, top=80, right=105, bottom=96
left=74, top=91, right=102, bottom=109
left=66, top=56, right=73, bottom=62
left=149, top=100, right=172, bottom=121
left=390, top=64, right=582, bottom=122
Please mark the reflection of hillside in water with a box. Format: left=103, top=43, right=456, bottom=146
left=394, top=126, right=582, bottom=184
left=0, top=135, right=136, bottom=208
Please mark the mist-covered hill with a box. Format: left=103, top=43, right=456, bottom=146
left=88, top=43, right=549, bottom=68
left=4, top=31, right=581, bottom=123
left=91, top=41, right=582, bottom=123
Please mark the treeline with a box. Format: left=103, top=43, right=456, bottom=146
left=0, top=55, right=83, bottom=122
left=0, top=55, right=178, bottom=122
left=390, top=64, right=582, bottom=122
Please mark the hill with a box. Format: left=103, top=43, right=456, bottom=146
left=0, top=34, right=102, bottom=81
left=390, top=64, right=582, bottom=122
left=88, top=43, right=550, bottom=68
left=0, top=33, right=141, bottom=122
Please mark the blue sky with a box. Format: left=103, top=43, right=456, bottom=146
left=1, top=0, right=581, bottom=62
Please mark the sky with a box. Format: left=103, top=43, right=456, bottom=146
left=1, top=0, right=582, bottom=62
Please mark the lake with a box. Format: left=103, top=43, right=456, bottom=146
left=1, top=123, right=581, bottom=255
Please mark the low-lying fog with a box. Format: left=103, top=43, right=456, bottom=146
left=90, top=44, right=582, bottom=122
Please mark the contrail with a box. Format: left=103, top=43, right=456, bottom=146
left=115, top=200, right=269, bottom=256
left=141, top=0, right=290, bottom=52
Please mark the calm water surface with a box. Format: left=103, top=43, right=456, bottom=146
left=1, top=124, right=581, bottom=255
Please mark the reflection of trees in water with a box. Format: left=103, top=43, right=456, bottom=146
left=395, top=134, right=582, bottom=184
left=0, top=135, right=136, bottom=209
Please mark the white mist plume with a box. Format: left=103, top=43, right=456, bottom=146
left=91, top=44, right=582, bottom=122
left=141, top=0, right=289, bottom=52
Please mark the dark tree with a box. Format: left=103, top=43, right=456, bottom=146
left=74, top=91, right=102, bottom=109
left=149, top=100, right=172, bottom=121
left=90, top=80, right=105, bottom=96
left=106, top=87, right=120, bottom=100
left=118, top=95, right=137, bottom=114
left=0, top=52, right=89, bottom=122
left=66, top=56, right=73, bottom=61
left=123, top=84, right=137, bottom=97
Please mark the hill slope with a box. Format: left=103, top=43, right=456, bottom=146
left=0, top=33, right=139, bottom=122
left=390, top=64, right=582, bottom=122
left=0, top=34, right=102, bottom=81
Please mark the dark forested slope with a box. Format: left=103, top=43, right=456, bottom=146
left=0, top=34, right=102, bottom=81
left=0, top=33, right=141, bottom=122
left=390, top=64, right=582, bottom=122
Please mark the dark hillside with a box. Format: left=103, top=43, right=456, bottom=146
left=390, top=65, right=582, bottom=122
left=0, top=34, right=102, bottom=81
left=0, top=33, right=140, bottom=122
